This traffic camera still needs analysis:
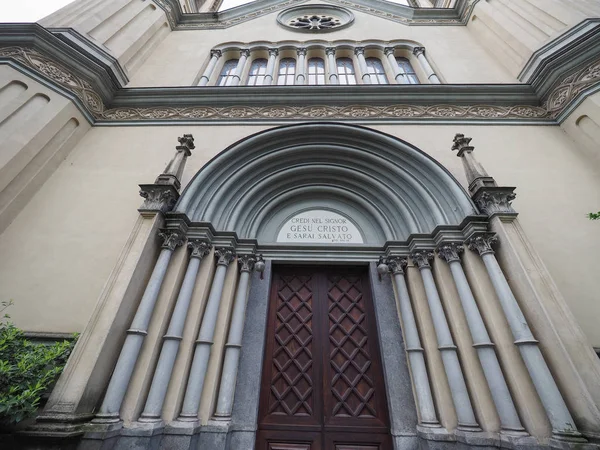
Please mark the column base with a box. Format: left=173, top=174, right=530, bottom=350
left=499, top=432, right=539, bottom=449
left=417, top=425, right=455, bottom=441
left=82, top=419, right=123, bottom=441
left=91, top=412, right=121, bottom=424
left=455, top=429, right=498, bottom=447
left=121, top=421, right=166, bottom=437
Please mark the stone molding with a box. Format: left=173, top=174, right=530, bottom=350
left=1, top=40, right=599, bottom=124
left=151, top=0, right=478, bottom=30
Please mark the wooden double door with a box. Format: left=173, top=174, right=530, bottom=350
left=257, top=266, right=391, bottom=450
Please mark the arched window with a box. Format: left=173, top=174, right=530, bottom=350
left=247, top=58, right=268, bottom=86
left=365, top=57, right=388, bottom=85
left=396, top=57, right=419, bottom=84
left=277, top=58, right=296, bottom=85
left=307, top=58, right=325, bottom=85
left=336, top=58, right=356, bottom=85
left=217, top=59, right=239, bottom=86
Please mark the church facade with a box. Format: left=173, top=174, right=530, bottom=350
left=1, top=0, right=600, bottom=449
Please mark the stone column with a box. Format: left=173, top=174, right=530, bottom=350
left=138, top=240, right=212, bottom=422
left=295, top=47, right=307, bottom=85
left=263, top=48, right=278, bottom=85
left=178, top=247, right=235, bottom=420
left=213, top=254, right=256, bottom=418
left=387, top=257, right=440, bottom=429
left=354, top=47, right=372, bottom=84
left=231, top=49, right=250, bottom=87
left=411, top=250, right=480, bottom=432
left=384, top=47, right=406, bottom=84
left=436, top=243, right=527, bottom=436
left=412, top=47, right=440, bottom=84
left=155, top=134, right=194, bottom=190
left=94, top=230, right=185, bottom=422
left=467, top=235, right=583, bottom=441
left=198, top=50, right=222, bottom=86
left=326, top=47, right=339, bottom=85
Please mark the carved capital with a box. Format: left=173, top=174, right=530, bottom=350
left=325, top=47, right=336, bottom=56
left=354, top=47, right=365, bottom=56
left=411, top=250, right=434, bottom=270
left=268, top=48, right=279, bottom=57
left=384, top=47, right=396, bottom=56
left=159, top=230, right=185, bottom=251
left=387, top=257, right=408, bottom=275
left=451, top=133, right=474, bottom=157
left=240, top=49, right=251, bottom=58
left=215, top=247, right=235, bottom=266
left=188, top=240, right=211, bottom=259
left=238, top=254, right=257, bottom=272
left=296, top=47, right=307, bottom=56
left=138, top=184, right=179, bottom=213
left=412, top=46, right=425, bottom=57
left=474, top=188, right=517, bottom=215
left=210, top=49, right=222, bottom=58
left=467, top=234, right=497, bottom=256
left=436, top=242, right=464, bottom=263
left=176, top=133, right=195, bottom=156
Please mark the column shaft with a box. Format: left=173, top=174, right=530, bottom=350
left=296, top=48, right=306, bottom=85
left=231, top=50, right=249, bottom=87
left=140, top=242, right=210, bottom=421
left=214, top=266, right=253, bottom=417
left=479, top=250, right=580, bottom=438
left=326, top=48, right=339, bottom=85
left=389, top=259, right=439, bottom=427
left=263, top=49, right=278, bottom=85
left=413, top=47, right=440, bottom=84
left=355, top=48, right=372, bottom=84
left=178, top=249, right=234, bottom=420
left=385, top=48, right=406, bottom=84
left=96, top=234, right=181, bottom=421
left=414, top=252, right=479, bottom=430
left=198, top=50, right=221, bottom=86
left=440, top=246, right=525, bottom=434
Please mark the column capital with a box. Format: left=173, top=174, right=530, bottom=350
left=411, top=250, right=434, bottom=270
left=176, top=133, right=195, bottom=156
left=474, top=188, right=517, bottom=216
left=240, top=49, right=251, bottom=57
left=268, top=48, right=279, bottom=56
left=138, top=184, right=178, bottom=213
left=210, top=49, right=222, bottom=58
left=384, top=47, right=396, bottom=56
left=436, top=242, right=464, bottom=263
left=238, top=254, right=256, bottom=272
left=451, top=133, right=474, bottom=157
left=325, top=47, right=336, bottom=56
left=467, top=234, right=497, bottom=256
left=387, top=257, right=408, bottom=275
left=188, top=239, right=211, bottom=259
left=354, top=46, right=365, bottom=56
left=296, top=47, right=307, bottom=56
left=413, top=46, right=425, bottom=57
left=159, top=230, right=185, bottom=251
left=215, top=247, right=235, bottom=266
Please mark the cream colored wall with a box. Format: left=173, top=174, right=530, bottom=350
left=1, top=122, right=599, bottom=348
left=561, top=91, right=600, bottom=168
left=128, top=3, right=516, bottom=86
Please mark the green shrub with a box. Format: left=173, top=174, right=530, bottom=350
left=0, top=300, right=77, bottom=425
left=588, top=212, right=600, bottom=220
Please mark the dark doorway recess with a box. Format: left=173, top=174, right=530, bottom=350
left=257, top=266, right=392, bottom=450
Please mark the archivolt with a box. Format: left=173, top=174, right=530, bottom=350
left=176, top=123, right=476, bottom=244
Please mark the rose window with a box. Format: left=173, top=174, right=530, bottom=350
left=288, top=15, right=342, bottom=30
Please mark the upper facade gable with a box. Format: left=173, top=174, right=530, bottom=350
left=155, top=0, right=475, bottom=30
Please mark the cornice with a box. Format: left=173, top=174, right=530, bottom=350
left=152, top=0, right=478, bottom=30
left=1, top=23, right=599, bottom=125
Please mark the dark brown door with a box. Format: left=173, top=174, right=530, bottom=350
left=257, top=266, right=391, bottom=450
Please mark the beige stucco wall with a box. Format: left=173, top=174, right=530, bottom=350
left=128, top=2, right=517, bottom=87
left=0, top=122, right=599, bottom=348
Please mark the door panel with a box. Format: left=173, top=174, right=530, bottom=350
left=258, top=267, right=390, bottom=450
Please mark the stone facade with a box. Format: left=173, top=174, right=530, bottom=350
left=0, top=1, right=600, bottom=449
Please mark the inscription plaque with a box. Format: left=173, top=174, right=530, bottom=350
left=276, top=210, right=363, bottom=244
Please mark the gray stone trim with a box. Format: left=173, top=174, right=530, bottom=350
left=23, top=331, right=77, bottom=342
left=151, top=0, right=478, bottom=30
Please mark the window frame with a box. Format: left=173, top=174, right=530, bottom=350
left=247, top=58, right=269, bottom=86
left=277, top=58, right=297, bottom=86
left=365, top=57, right=389, bottom=85
left=217, top=59, right=239, bottom=86
left=336, top=57, right=357, bottom=85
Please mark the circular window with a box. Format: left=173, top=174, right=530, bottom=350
left=277, top=5, right=354, bottom=33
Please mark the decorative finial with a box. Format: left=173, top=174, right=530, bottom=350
left=176, top=134, right=195, bottom=156
left=452, top=133, right=474, bottom=157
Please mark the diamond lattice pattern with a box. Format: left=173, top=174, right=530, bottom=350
left=328, top=275, right=376, bottom=418
left=268, top=275, right=314, bottom=417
